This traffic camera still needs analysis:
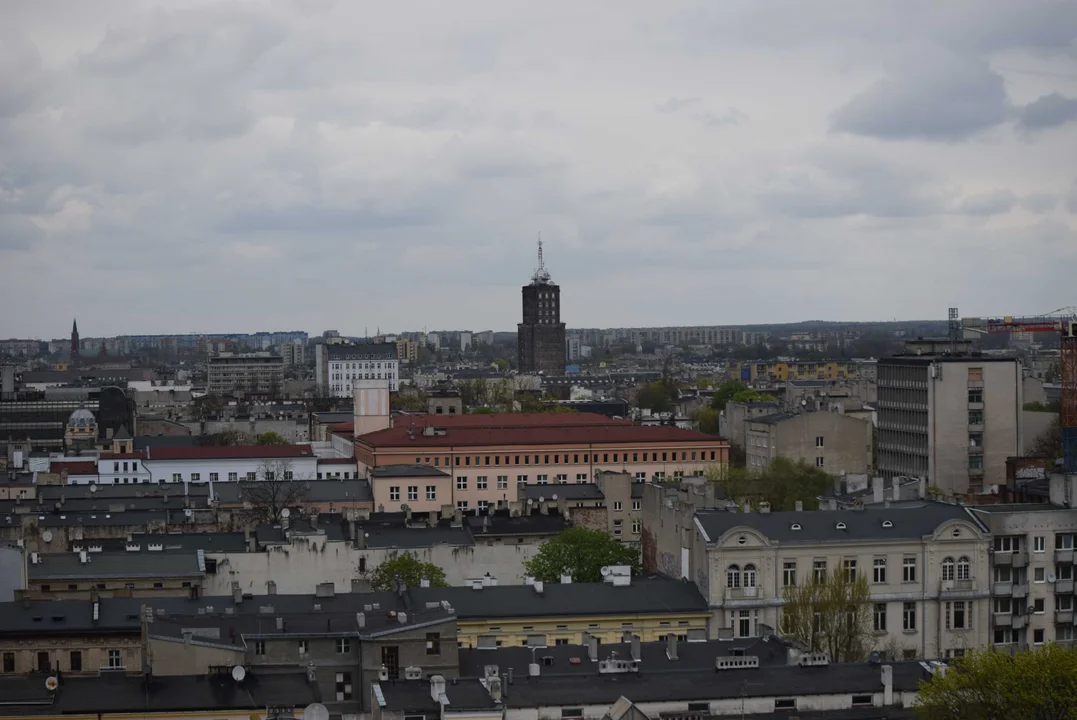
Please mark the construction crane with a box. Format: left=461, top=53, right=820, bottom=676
left=960, top=307, right=1077, bottom=473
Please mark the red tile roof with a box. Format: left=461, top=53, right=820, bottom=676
left=50, top=461, right=98, bottom=475
left=332, top=412, right=629, bottom=440
left=357, top=424, right=726, bottom=449
left=145, top=445, right=315, bottom=461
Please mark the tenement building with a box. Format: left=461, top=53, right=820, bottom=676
left=316, top=341, right=400, bottom=396
left=646, top=494, right=991, bottom=659
left=877, top=339, right=1022, bottom=497
left=517, top=241, right=566, bottom=374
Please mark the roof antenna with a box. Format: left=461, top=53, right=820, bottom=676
left=532, top=233, right=551, bottom=285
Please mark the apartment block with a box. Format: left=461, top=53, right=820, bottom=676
left=206, top=352, right=284, bottom=396
left=877, top=345, right=1022, bottom=497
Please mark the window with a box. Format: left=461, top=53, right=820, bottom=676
left=537, top=474, right=548, bottom=484
left=478, top=500, right=489, bottom=511
left=1057, top=534, right=1075, bottom=550
left=632, top=520, right=641, bottom=534
left=298, top=640, right=308, bottom=655
left=497, top=476, right=508, bottom=489
left=1058, top=564, right=1074, bottom=581
left=456, top=477, right=467, bottom=490
left=813, top=559, right=827, bottom=583
left=246, top=471, right=256, bottom=481
left=2, top=652, right=13, bottom=673
left=994, top=628, right=1013, bottom=644
left=743, top=564, right=757, bottom=588
left=172, top=473, right=182, bottom=483
left=407, top=486, right=418, bottom=501
left=263, top=471, right=273, bottom=481
left=815, top=456, right=825, bottom=468
left=1034, top=536, right=1045, bottom=553
left=477, top=476, right=488, bottom=490
left=969, top=455, right=984, bottom=470
left=562, top=709, right=584, bottom=719
left=228, top=472, right=238, bottom=482
left=874, top=603, right=887, bottom=633
left=381, top=646, right=399, bottom=680
left=336, top=638, right=351, bottom=654
left=456, top=500, right=468, bottom=511
left=903, top=557, right=917, bottom=583
left=37, top=652, right=49, bottom=672
left=968, top=388, right=983, bottom=403
left=68, top=650, right=82, bottom=672
left=903, top=602, right=917, bottom=631
left=969, top=410, right=984, bottom=425
left=843, top=558, right=857, bottom=582
left=994, top=565, right=1012, bottom=583
left=336, top=672, right=353, bottom=701
left=774, top=699, right=796, bottom=711
left=1060, top=626, right=1075, bottom=642
left=108, top=650, right=122, bottom=668
left=942, top=557, right=955, bottom=581
left=852, top=695, right=873, bottom=708
left=426, top=485, right=437, bottom=500
left=1034, top=567, right=1046, bottom=583
left=390, top=486, right=400, bottom=501
left=427, top=632, right=441, bottom=655
left=783, top=561, right=797, bottom=587
left=994, top=597, right=1012, bottom=614
left=995, top=536, right=1020, bottom=553
left=1058, top=595, right=1073, bottom=612
left=209, top=472, right=219, bottom=483
left=517, top=475, right=528, bottom=484
left=874, top=558, right=887, bottom=584
left=726, top=564, right=741, bottom=588
left=969, top=432, right=983, bottom=448
left=556, top=473, right=568, bottom=483
left=1034, top=628, right=1045, bottom=645
left=255, top=641, right=266, bottom=655
left=946, top=601, right=969, bottom=629
left=613, top=501, right=622, bottom=511
left=815, top=436, right=824, bottom=448
left=191, top=472, right=201, bottom=482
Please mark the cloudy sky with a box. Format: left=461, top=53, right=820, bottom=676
left=2, top=0, right=1076, bottom=338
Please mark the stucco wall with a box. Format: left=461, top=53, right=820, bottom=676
left=203, top=540, right=544, bottom=595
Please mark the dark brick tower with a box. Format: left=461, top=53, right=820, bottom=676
left=70, top=318, right=80, bottom=365
left=517, top=241, right=566, bottom=374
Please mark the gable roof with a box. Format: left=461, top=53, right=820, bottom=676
left=695, top=502, right=986, bottom=544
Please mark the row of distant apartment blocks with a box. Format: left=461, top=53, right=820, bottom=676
left=569, top=325, right=769, bottom=348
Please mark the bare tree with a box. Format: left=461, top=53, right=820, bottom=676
left=238, top=459, right=310, bottom=525
left=781, top=568, right=873, bottom=662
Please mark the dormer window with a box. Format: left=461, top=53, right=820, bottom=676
left=790, top=523, right=802, bottom=531
left=882, top=520, right=893, bottom=528
left=836, top=522, right=847, bottom=530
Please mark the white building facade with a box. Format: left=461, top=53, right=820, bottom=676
left=79, top=447, right=319, bottom=488
left=316, top=342, right=399, bottom=397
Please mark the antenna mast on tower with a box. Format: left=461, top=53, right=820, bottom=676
left=532, top=234, right=551, bottom=285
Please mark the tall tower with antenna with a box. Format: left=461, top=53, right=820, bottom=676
left=517, top=238, right=566, bottom=374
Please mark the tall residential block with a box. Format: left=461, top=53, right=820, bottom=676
left=517, top=241, right=566, bottom=374
left=877, top=340, right=1022, bottom=496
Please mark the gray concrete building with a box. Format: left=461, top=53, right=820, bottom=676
left=877, top=344, right=1022, bottom=497
left=206, top=352, right=285, bottom=397
left=745, top=410, right=873, bottom=476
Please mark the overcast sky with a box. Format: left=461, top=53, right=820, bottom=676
left=2, top=1, right=1076, bottom=339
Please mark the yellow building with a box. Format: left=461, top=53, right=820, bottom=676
left=396, top=339, right=419, bottom=363
left=732, top=360, right=859, bottom=383
left=413, top=576, right=711, bottom=648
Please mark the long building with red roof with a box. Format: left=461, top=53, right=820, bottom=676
left=353, top=412, right=727, bottom=514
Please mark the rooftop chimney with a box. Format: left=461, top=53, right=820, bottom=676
left=666, top=632, right=678, bottom=660
left=587, top=634, right=599, bottom=662
left=316, top=582, right=335, bottom=598
left=560, top=574, right=572, bottom=584
left=630, top=635, right=641, bottom=662
left=266, top=580, right=277, bottom=595
left=430, top=675, right=446, bottom=704
left=872, top=476, right=884, bottom=505
left=881, top=665, right=893, bottom=706
left=794, top=500, right=803, bottom=512
left=532, top=581, right=544, bottom=595
left=232, top=585, right=242, bottom=605
left=275, top=616, right=284, bottom=631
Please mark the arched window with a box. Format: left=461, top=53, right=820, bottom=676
left=957, top=557, right=970, bottom=581
left=743, top=564, right=757, bottom=588
left=941, top=557, right=955, bottom=581
left=727, top=565, right=741, bottom=588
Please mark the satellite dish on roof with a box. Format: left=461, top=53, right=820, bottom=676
left=551, top=494, right=558, bottom=501
left=90, top=485, right=98, bottom=493
left=45, top=676, right=59, bottom=691
left=304, top=703, right=330, bottom=720
left=42, top=530, right=53, bottom=543
left=231, top=665, right=246, bottom=683
left=183, top=509, right=192, bottom=517
left=281, top=508, right=291, bottom=519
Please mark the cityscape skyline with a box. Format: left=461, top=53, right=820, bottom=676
left=2, top=2, right=1075, bottom=337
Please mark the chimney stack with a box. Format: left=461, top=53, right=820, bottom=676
left=666, top=632, right=678, bottom=660
left=872, top=476, right=884, bottom=505
left=794, top=500, right=803, bottom=512
left=881, top=665, right=893, bottom=706
left=630, top=635, right=641, bottom=662
left=587, top=633, right=599, bottom=662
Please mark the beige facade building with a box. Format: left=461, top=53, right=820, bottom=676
left=206, top=352, right=284, bottom=396
left=745, top=410, right=873, bottom=476
left=647, top=491, right=992, bottom=660
left=522, top=470, right=644, bottom=544
left=877, top=347, right=1022, bottom=497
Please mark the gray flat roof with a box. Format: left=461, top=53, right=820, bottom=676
left=28, top=551, right=204, bottom=580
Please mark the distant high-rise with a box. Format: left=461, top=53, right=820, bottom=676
left=517, top=241, right=566, bottom=374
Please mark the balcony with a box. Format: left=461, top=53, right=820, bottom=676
left=1011, top=584, right=1029, bottom=599
left=993, top=613, right=1012, bottom=627
left=1056, top=548, right=1074, bottom=564
left=1057, top=578, right=1074, bottom=594
left=1012, top=614, right=1028, bottom=629
left=727, top=587, right=759, bottom=600
left=993, top=551, right=1028, bottom=567
left=940, top=579, right=976, bottom=597
left=993, top=582, right=1013, bottom=595
left=1056, top=610, right=1074, bottom=625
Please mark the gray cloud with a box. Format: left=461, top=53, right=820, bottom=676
left=831, top=56, right=1010, bottom=141
left=957, top=189, right=1017, bottom=216
left=1018, top=93, right=1077, bottom=132
left=0, top=1, right=1075, bottom=336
